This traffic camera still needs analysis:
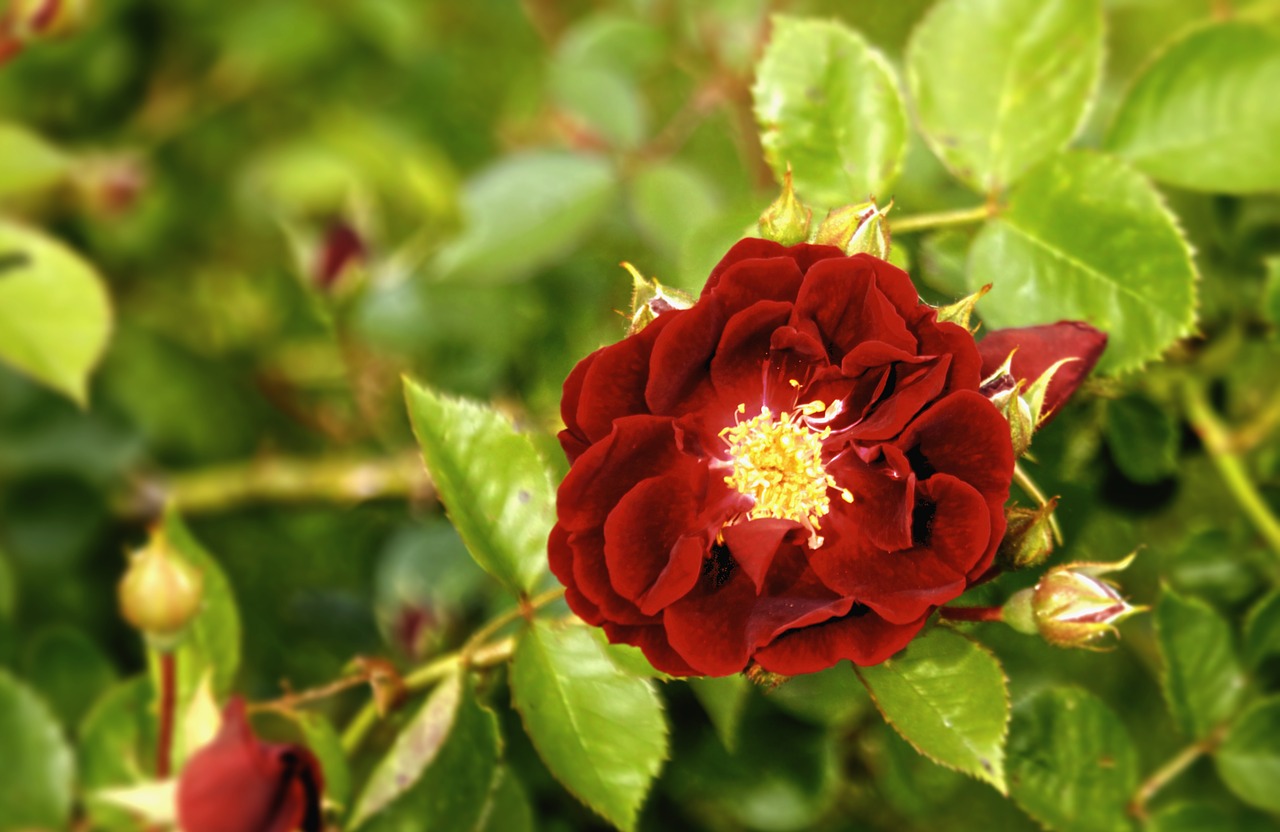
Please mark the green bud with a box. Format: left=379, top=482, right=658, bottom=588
left=118, top=528, right=204, bottom=649
left=758, top=165, right=811, bottom=246
left=623, top=262, right=692, bottom=335
left=935, top=284, right=992, bottom=332
left=1010, top=553, right=1145, bottom=649
left=813, top=199, right=892, bottom=259
left=996, top=498, right=1059, bottom=570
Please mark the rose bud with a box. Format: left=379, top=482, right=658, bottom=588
left=1003, top=554, right=1144, bottom=648
left=996, top=498, right=1058, bottom=570
left=4, top=0, right=89, bottom=41
left=118, top=529, right=203, bottom=648
left=814, top=199, right=891, bottom=259
left=758, top=166, right=811, bottom=247
left=977, top=322, right=1108, bottom=425
left=177, top=698, right=325, bottom=832
left=313, top=218, right=366, bottom=290
left=624, top=262, right=692, bottom=335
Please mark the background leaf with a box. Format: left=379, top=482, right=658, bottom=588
left=0, top=670, right=75, bottom=832
left=1106, top=22, right=1280, bottom=194
left=856, top=627, right=1009, bottom=792
left=967, top=151, right=1197, bottom=374
left=753, top=16, right=907, bottom=206
left=403, top=378, right=553, bottom=597
left=689, top=675, right=750, bottom=751
left=1006, top=687, right=1138, bottom=832
left=1104, top=394, right=1179, bottom=484
left=0, top=220, right=113, bottom=405
left=0, top=124, right=70, bottom=197
left=1244, top=590, right=1280, bottom=671
left=1214, top=697, right=1280, bottom=814
left=1156, top=587, right=1247, bottom=739
left=907, top=0, right=1103, bottom=193
left=511, top=620, right=668, bottom=831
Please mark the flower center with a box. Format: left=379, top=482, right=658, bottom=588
left=719, top=401, right=853, bottom=548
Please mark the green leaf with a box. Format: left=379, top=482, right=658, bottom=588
left=0, top=124, right=71, bottom=197
left=79, top=677, right=158, bottom=831
left=1007, top=687, right=1138, bottom=832
left=511, top=620, right=668, bottom=831
left=403, top=378, right=553, bottom=597
left=0, top=670, right=74, bottom=832
left=1104, top=394, right=1179, bottom=483
left=549, top=65, right=647, bottom=150
left=1264, top=257, right=1280, bottom=328
left=765, top=664, right=871, bottom=727
left=350, top=670, right=500, bottom=831
left=1244, top=590, right=1280, bottom=671
left=907, top=0, right=1103, bottom=193
left=1156, top=587, right=1247, bottom=739
left=753, top=15, right=907, bottom=206
left=1214, top=696, right=1280, bottom=814
left=434, top=151, right=618, bottom=284
left=629, top=161, right=721, bottom=259
left=856, top=627, right=1009, bottom=792
left=1105, top=22, right=1280, bottom=194
left=689, top=675, right=750, bottom=751
left=1149, top=801, right=1279, bottom=832
left=478, top=768, right=535, bottom=832
left=23, top=625, right=118, bottom=729
left=289, top=711, right=352, bottom=813
left=0, top=220, right=113, bottom=405
left=967, top=151, right=1197, bottom=374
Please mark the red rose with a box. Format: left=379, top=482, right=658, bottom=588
left=177, top=698, right=325, bottom=832
left=551, top=239, right=1015, bottom=676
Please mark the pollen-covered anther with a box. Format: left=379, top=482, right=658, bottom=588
left=719, top=402, right=852, bottom=548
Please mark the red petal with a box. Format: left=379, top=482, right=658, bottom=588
left=977, top=322, right=1107, bottom=422
left=604, top=474, right=707, bottom=615
left=574, top=314, right=671, bottom=442
left=894, top=391, right=1014, bottom=505
left=601, top=621, right=699, bottom=676
left=549, top=523, right=604, bottom=625
left=792, top=258, right=917, bottom=358
left=752, top=608, right=929, bottom=672
left=720, top=518, right=806, bottom=593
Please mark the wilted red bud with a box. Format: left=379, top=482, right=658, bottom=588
left=977, top=322, right=1107, bottom=424
left=1004, top=554, right=1144, bottom=648
left=314, top=219, right=365, bottom=290
left=177, top=698, right=325, bottom=832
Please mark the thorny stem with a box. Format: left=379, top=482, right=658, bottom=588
left=156, top=652, right=177, bottom=779
left=249, top=673, right=372, bottom=716
left=890, top=204, right=992, bottom=235
left=1184, top=381, right=1280, bottom=562
left=339, top=589, right=566, bottom=754
left=938, top=605, right=1005, bottom=623
left=1013, top=463, right=1065, bottom=545
left=1128, top=725, right=1228, bottom=821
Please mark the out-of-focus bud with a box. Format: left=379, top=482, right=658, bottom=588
left=118, top=528, right=203, bottom=649
left=313, top=218, right=366, bottom=291
left=935, top=283, right=992, bottom=332
left=814, top=199, right=892, bottom=259
left=5, top=0, right=89, bottom=41
left=1004, top=553, right=1145, bottom=648
left=624, top=262, right=692, bottom=334
left=758, top=165, right=811, bottom=246
left=74, top=154, right=147, bottom=219
left=997, top=498, right=1059, bottom=570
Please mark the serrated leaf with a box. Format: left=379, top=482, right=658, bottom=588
left=434, top=151, right=617, bottom=283
left=1156, top=587, right=1247, bottom=739
left=1244, top=590, right=1280, bottom=671
left=511, top=620, right=668, bottom=831
left=350, top=670, right=500, bottom=831
left=1106, top=22, right=1280, bottom=194
left=403, top=378, right=553, bottom=597
left=0, top=124, right=71, bottom=197
left=753, top=15, right=907, bottom=206
left=907, top=0, right=1103, bottom=193
left=0, top=670, right=75, bottom=832
left=1007, top=687, right=1138, bottom=832
left=1104, top=394, right=1178, bottom=483
left=689, top=675, right=749, bottom=751
left=856, top=627, right=1009, bottom=792
left=967, top=151, right=1197, bottom=374
left=0, top=220, right=113, bottom=405
left=1214, top=697, right=1280, bottom=814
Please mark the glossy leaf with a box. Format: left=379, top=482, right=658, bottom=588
left=1007, top=687, right=1138, bottom=832
left=856, top=627, right=1009, bottom=792
left=511, top=620, right=668, bottom=831
left=967, top=151, right=1197, bottom=374
left=0, top=670, right=75, bottom=832
left=434, top=151, right=617, bottom=283
left=1244, top=590, right=1280, bottom=670
left=907, top=0, right=1103, bottom=193
left=403, top=378, right=553, bottom=597
left=1106, top=22, right=1280, bottom=193
left=0, top=124, right=70, bottom=197
left=689, top=675, right=750, bottom=751
left=1214, top=697, right=1280, bottom=814
left=0, top=220, right=113, bottom=405
left=1156, top=587, right=1247, bottom=738
left=1105, top=394, right=1178, bottom=483
left=753, top=16, right=907, bottom=206
left=350, top=670, right=500, bottom=831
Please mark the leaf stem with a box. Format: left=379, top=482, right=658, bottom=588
left=1128, top=726, right=1227, bottom=820
left=1183, top=381, right=1280, bottom=561
left=890, top=204, right=992, bottom=235
left=1013, top=463, right=1064, bottom=545
left=156, top=651, right=177, bottom=779
left=248, top=673, right=371, bottom=716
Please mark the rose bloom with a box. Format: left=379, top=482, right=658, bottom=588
left=551, top=239, right=1027, bottom=677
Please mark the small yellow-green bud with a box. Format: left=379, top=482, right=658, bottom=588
left=997, top=499, right=1058, bottom=570
left=758, top=166, right=811, bottom=246
left=935, top=284, right=992, bottom=332
left=813, top=199, right=892, bottom=259
left=1005, top=554, right=1145, bottom=648
left=118, top=528, right=203, bottom=647
left=623, top=262, right=692, bottom=335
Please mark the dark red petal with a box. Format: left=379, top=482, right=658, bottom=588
left=710, top=300, right=792, bottom=412
left=977, top=322, right=1107, bottom=422
left=569, top=528, right=652, bottom=625
left=701, top=238, right=791, bottom=296
left=559, top=351, right=596, bottom=460
left=752, top=608, right=929, bottom=673
left=847, top=354, right=952, bottom=442
left=601, top=621, right=699, bottom=676
left=549, top=523, right=604, bottom=625
left=792, top=258, right=917, bottom=358
left=720, top=518, right=806, bottom=593
left=916, top=318, right=983, bottom=393
left=574, top=314, right=671, bottom=442
left=604, top=475, right=707, bottom=615
left=894, top=391, right=1015, bottom=504
left=851, top=253, right=921, bottom=317
left=826, top=444, right=916, bottom=554
left=706, top=255, right=805, bottom=312
left=646, top=300, right=724, bottom=416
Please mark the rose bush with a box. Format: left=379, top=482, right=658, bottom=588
left=551, top=239, right=1026, bottom=677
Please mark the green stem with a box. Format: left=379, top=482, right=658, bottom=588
left=1184, top=382, right=1280, bottom=561
left=890, top=205, right=991, bottom=235
left=1128, top=726, right=1226, bottom=820
left=1013, top=463, right=1064, bottom=545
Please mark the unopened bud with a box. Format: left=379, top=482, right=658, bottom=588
left=118, top=528, right=204, bottom=648
left=1004, top=554, right=1144, bottom=648
left=758, top=165, right=811, bottom=246
left=935, top=284, right=992, bottom=332
left=314, top=218, right=366, bottom=291
left=6, top=0, right=89, bottom=40
left=997, top=499, right=1058, bottom=570
left=623, top=262, right=692, bottom=334
left=814, top=199, right=892, bottom=259
left=982, top=352, right=1034, bottom=456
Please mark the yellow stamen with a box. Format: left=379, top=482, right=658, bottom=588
left=719, top=402, right=853, bottom=548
